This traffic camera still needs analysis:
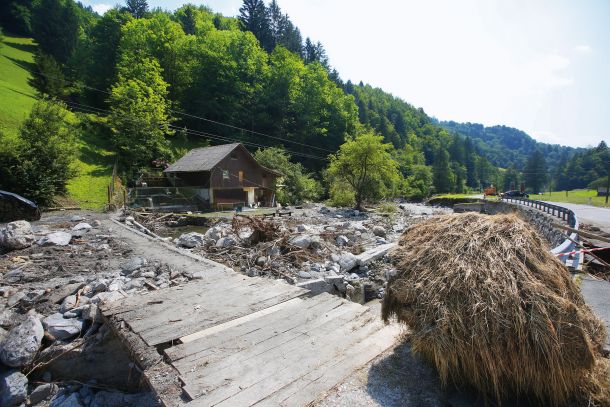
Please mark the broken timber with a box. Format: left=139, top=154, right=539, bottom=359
left=100, top=222, right=400, bottom=406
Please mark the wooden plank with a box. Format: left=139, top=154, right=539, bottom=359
left=179, top=297, right=305, bottom=344
left=181, top=304, right=372, bottom=402
left=553, top=223, right=610, bottom=243
left=169, top=294, right=339, bottom=360
left=101, top=273, right=243, bottom=316
left=259, top=323, right=402, bottom=407
left=185, top=310, right=378, bottom=406
left=124, top=279, right=270, bottom=334
left=140, top=284, right=306, bottom=346
left=169, top=295, right=345, bottom=369
left=174, top=296, right=357, bottom=375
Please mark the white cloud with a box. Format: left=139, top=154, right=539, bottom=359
left=92, top=3, right=112, bottom=15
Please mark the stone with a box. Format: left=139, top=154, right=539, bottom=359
left=51, top=392, right=84, bottom=407
left=353, top=210, right=360, bottom=216
left=38, top=231, right=72, bottom=247
left=71, top=223, right=92, bottom=237
left=92, top=220, right=101, bottom=227
left=289, top=235, right=312, bottom=249
left=267, top=246, right=281, bottom=257
left=255, top=256, right=266, bottom=267
left=372, top=225, right=386, bottom=237
left=0, top=370, right=28, bottom=407
left=0, top=220, right=35, bottom=250
left=176, top=232, right=206, bottom=248
left=42, top=313, right=84, bottom=340
left=204, top=226, right=222, bottom=241
left=82, top=304, right=102, bottom=323
left=70, top=215, right=84, bottom=222
left=120, top=257, right=147, bottom=273
left=0, top=314, right=44, bottom=367
left=90, top=391, right=157, bottom=407
left=141, top=271, right=155, bottom=279
left=336, top=235, right=349, bottom=246
left=60, top=295, right=78, bottom=313
left=298, top=270, right=312, bottom=279
left=376, top=237, right=388, bottom=245
left=215, top=236, right=237, bottom=248
left=338, top=251, right=358, bottom=272
left=296, top=224, right=309, bottom=232
left=7, top=291, right=25, bottom=307
left=296, top=278, right=333, bottom=295
left=29, top=383, right=59, bottom=405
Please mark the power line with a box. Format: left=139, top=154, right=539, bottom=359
left=28, top=69, right=335, bottom=153
left=58, top=98, right=329, bottom=162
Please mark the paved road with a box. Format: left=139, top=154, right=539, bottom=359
left=541, top=201, right=610, bottom=233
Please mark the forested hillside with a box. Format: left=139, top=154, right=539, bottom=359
left=0, top=0, right=607, bottom=206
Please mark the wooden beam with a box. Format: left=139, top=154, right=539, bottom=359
left=552, top=223, right=610, bottom=244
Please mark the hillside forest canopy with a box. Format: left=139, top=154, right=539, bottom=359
left=0, top=0, right=608, bottom=206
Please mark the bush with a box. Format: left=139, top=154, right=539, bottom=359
left=327, top=181, right=355, bottom=207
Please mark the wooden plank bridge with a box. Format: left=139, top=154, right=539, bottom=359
left=100, top=221, right=400, bottom=406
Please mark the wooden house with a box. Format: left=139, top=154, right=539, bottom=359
left=163, top=143, right=281, bottom=209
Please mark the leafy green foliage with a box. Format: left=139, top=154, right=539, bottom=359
left=254, top=147, right=321, bottom=204
left=124, top=0, right=148, bottom=19
left=108, top=57, right=173, bottom=174
left=29, top=51, right=70, bottom=98
left=0, top=99, right=77, bottom=205
left=328, top=133, right=401, bottom=208
left=524, top=150, right=547, bottom=193
left=555, top=141, right=609, bottom=190
left=0, top=0, right=33, bottom=35
left=31, top=0, right=80, bottom=64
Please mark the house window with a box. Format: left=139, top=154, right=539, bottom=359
left=239, top=171, right=244, bottom=184
left=222, top=170, right=229, bottom=180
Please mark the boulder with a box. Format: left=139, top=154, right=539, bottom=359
left=289, top=235, right=312, bottom=249
left=82, top=304, right=102, bottom=323
left=204, top=226, right=223, bottom=241
left=215, top=236, right=236, bottom=248
left=70, top=215, right=84, bottom=222
left=296, top=224, right=309, bottom=232
left=38, top=231, right=72, bottom=247
left=372, top=225, right=387, bottom=237
left=71, top=223, right=92, bottom=237
left=0, top=220, right=35, bottom=250
left=42, top=313, right=83, bottom=340
left=60, top=295, right=78, bottom=313
left=255, top=256, right=266, bottom=267
left=90, top=291, right=125, bottom=305
left=338, top=251, right=358, bottom=272
left=92, top=220, right=102, bottom=227
left=29, top=383, right=59, bottom=405
left=176, top=232, right=206, bottom=248
left=0, top=314, right=44, bottom=367
left=0, top=370, right=28, bottom=407
left=120, top=257, right=147, bottom=273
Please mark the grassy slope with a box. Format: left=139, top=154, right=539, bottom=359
left=536, top=189, right=608, bottom=208
left=0, top=35, right=115, bottom=209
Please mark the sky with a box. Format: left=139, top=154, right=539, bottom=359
left=82, top=0, right=610, bottom=148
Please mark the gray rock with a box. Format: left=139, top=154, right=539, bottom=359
left=298, top=270, right=312, bottom=279
left=0, top=370, right=28, bottom=406
left=91, top=291, right=125, bottom=305
left=204, top=226, right=223, bottom=241
left=60, top=295, right=78, bottom=313
left=289, top=235, right=312, bottom=249
left=336, top=235, right=349, bottom=246
left=71, top=223, right=92, bottom=237
left=51, top=392, right=83, bottom=407
left=42, top=313, right=83, bottom=340
left=70, top=215, right=84, bottom=222
left=338, top=252, right=358, bottom=272
left=267, top=246, right=281, bottom=257
left=29, top=383, right=59, bottom=405
left=0, top=220, right=35, bottom=250
left=296, top=224, right=309, bottom=232
left=38, top=231, right=72, bottom=247
left=7, top=291, right=25, bottom=307
left=372, top=225, right=386, bottom=237
left=120, top=257, right=147, bottom=273
left=90, top=391, right=157, bottom=407
left=92, top=220, right=102, bottom=227
left=215, top=236, right=236, bottom=248
left=82, top=304, right=102, bottom=323
left=0, top=314, right=44, bottom=367
left=176, top=232, right=206, bottom=248
left=0, top=327, right=6, bottom=343
left=255, top=256, right=266, bottom=267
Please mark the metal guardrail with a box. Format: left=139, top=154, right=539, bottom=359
left=501, top=197, right=581, bottom=268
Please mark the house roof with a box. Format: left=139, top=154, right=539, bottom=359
left=164, top=143, right=282, bottom=176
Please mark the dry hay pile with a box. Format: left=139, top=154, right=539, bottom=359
left=382, top=212, right=609, bottom=406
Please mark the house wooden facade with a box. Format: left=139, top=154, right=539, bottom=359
left=163, top=143, right=280, bottom=208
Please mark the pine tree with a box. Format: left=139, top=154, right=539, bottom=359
left=124, top=0, right=148, bottom=18
left=432, top=148, right=454, bottom=193
left=524, top=150, right=547, bottom=193
left=238, top=0, right=272, bottom=51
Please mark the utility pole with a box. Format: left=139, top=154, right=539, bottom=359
left=606, top=163, right=610, bottom=205
left=606, top=162, right=610, bottom=206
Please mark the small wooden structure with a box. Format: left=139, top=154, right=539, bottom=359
left=164, top=143, right=281, bottom=209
